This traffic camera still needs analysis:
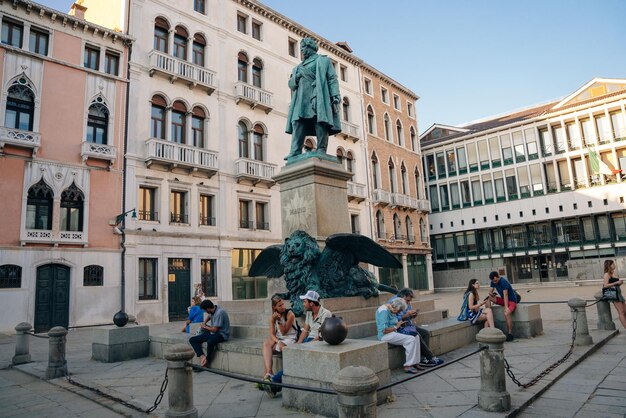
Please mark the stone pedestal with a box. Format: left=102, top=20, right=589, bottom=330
left=12, top=322, right=32, bottom=365
left=568, top=298, right=593, bottom=346
left=92, top=325, right=150, bottom=362
left=46, top=327, right=68, bottom=380
left=594, top=291, right=616, bottom=331
left=274, top=156, right=352, bottom=242
left=476, top=328, right=510, bottom=412
left=282, top=339, right=390, bottom=418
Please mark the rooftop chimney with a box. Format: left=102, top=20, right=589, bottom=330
left=69, top=1, right=87, bottom=20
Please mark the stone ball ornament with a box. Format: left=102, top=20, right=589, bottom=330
left=113, top=310, right=129, bottom=327
left=320, top=315, right=348, bottom=345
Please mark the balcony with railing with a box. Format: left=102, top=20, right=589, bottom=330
left=347, top=181, right=366, bottom=202
left=339, top=121, right=360, bottom=142
left=372, top=189, right=391, bottom=206
left=0, top=127, right=41, bottom=155
left=21, top=229, right=86, bottom=246
left=234, top=82, right=273, bottom=113
left=234, top=158, right=277, bottom=186
left=199, top=216, right=216, bottom=226
left=390, top=193, right=418, bottom=210
left=145, top=138, right=218, bottom=176
left=416, top=199, right=431, bottom=212
left=81, top=141, right=116, bottom=165
left=138, top=210, right=159, bottom=222
left=148, top=50, right=217, bottom=94
left=170, top=213, right=189, bottom=224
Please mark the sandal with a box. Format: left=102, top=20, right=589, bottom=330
left=200, top=355, right=208, bottom=367
left=404, top=366, right=419, bottom=374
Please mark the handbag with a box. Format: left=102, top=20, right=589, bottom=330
left=602, top=286, right=618, bottom=301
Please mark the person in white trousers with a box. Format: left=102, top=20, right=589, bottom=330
left=376, top=297, right=424, bottom=373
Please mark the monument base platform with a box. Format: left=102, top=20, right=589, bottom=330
left=92, top=325, right=150, bottom=362
left=282, top=339, right=390, bottom=418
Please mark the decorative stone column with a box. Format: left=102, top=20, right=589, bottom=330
left=476, top=327, right=510, bottom=412
left=46, top=326, right=68, bottom=379
left=12, top=322, right=32, bottom=365
left=594, top=291, right=616, bottom=331
left=568, top=297, right=593, bottom=345
left=164, top=344, right=197, bottom=418
left=333, top=366, right=379, bottom=418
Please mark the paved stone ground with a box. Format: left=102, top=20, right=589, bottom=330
left=0, top=282, right=624, bottom=418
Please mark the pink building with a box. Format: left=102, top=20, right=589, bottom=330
left=0, top=1, right=132, bottom=332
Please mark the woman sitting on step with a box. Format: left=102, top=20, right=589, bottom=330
left=261, top=295, right=298, bottom=380
left=459, top=279, right=494, bottom=328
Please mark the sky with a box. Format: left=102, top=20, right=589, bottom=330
left=36, top=0, right=626, bottom=133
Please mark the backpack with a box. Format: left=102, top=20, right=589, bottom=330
left=285, top=309, right=302, bottom=341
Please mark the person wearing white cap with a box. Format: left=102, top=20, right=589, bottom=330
left=297, top=290, right=333, bottom=343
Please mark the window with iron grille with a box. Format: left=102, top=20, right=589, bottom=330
left=84, top=265, right=103, bottom=286
left=0, top=265, right=21, bottom=288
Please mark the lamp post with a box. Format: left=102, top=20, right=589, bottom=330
left=114, top=208, right=136, bottom=327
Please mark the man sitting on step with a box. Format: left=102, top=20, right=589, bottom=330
left=388, top=288, right=444, bottom=367
left=188, top=299, right=230, bottom=367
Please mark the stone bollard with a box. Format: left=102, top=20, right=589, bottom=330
left=594, top=291, right=616, bottom=331
left=46, top=327, right=68, bottom=379
left=12, top=322, right=32, bottom=365
left=164, top=344, right=197, bottom=418
left=568, top=297, right=593, bottom=346
left=476, top=327, right=511, bottom=412
left=333, top=366, right=379, bottom=418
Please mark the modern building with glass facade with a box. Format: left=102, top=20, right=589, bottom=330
left=421, top=78, right=626, bottom=288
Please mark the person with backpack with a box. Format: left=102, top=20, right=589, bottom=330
left=261, top=295, right=300, bottom=380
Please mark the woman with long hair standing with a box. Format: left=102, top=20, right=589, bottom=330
left=603, top=259, right=626, bottom=329
left=461, top=279, right=494, bottom=328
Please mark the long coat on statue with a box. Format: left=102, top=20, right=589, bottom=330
left=285, top=53, right=341, bottom=136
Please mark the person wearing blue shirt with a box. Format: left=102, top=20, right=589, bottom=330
left=488, top=271, right=518, bottom=342
left=181, top=296, right=205, bottom=333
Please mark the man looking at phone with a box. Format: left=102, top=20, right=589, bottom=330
left=388, top=288, right=444, bottom=367
left=488, top=271, right=518, bottom=342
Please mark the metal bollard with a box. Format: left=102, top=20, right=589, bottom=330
left=333, top=366, right=379, bottom=418
left=12, top=322, right=32, bottom=365
left=476, top=327, right=511, bottom=412
left=163, top=344, right=197, bottom=418
left=46, top=326, right=68, bottom=379
left=594, top=291, right=616, bottom=331
left=568, top=297, right=593, bottom=345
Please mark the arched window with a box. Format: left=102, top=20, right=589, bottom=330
left=86, top=101, right=109, bottom=144
left=26, top=179, right=53, bottom=230
left=388, top=158, right=397, bottom=193
left=396, top=120, right=403, bottom=146
left=410, top=127, right=417, bottom=151
left=191, top=106, right=206, bottom=148
left=237, top=52, right=248, bottom=82
left=61, top=182, right=84, bottom=232
left=5, top=81, right=35, bottom=131
left=419, top=218, right=427, bottom=243
left=346, top=151, right=354, bottom=174
left=84, top=265, right=104, bottom=286
left=401, top=163, right=408, bottom=194
left=154, top=17, right=169, bottom=53
left=238, top=121, right=249, bottom=158
left=171, top=101, right=187, bottom=144
left=173, top=26, right=189, bottom=60
left=393, top=214, right=401, bottom=239
left=192, top=33, right=206, bottom=66
left=384, top=114, right=392, bottom=141
left=367, top=105, right=375, bottom=135
left=376, top=210, right=385, bottom=239
left=150, top=95, right=167, bottom=139
left=371, top=153, right=379, bottom=189
left=304, top=138, right=315, bottom=152
left=414, top=166, right=422, bottom=199
left=405, top=216, right=414, bottom=243
left=252, top=58, right=263, bottom=88
left=336, top=148, right=345, bottom=166
left=252, top=124, right=264, bottom=161
left=0, top=264, right=22, bottom=288
left=342, top=97, right=350, bottom=122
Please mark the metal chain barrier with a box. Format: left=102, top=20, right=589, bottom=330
left=24, top=331, right=50, bottom=339
left=503, top=306, right=578, bottom=389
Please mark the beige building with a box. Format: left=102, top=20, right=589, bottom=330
left=421, top=78, right=626, bottom=287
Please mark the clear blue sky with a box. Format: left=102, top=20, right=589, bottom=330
left=37, top=0, right=626, bottom=133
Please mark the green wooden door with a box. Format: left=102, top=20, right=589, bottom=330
left=35, top=264, right=70, bottom=333
left=168, top=258, right=191, bottom=321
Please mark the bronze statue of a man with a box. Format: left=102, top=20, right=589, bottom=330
left=284, top=37, right=341, bottom=160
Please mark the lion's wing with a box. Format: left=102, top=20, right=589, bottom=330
left=324, top=234, right=402, bottom=268
left=248, top=245, right=285, bottom=277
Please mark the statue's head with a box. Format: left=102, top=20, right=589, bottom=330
left=281, top=230, right=321, bottom=267
left=300, top=37, right=319, bottom=59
